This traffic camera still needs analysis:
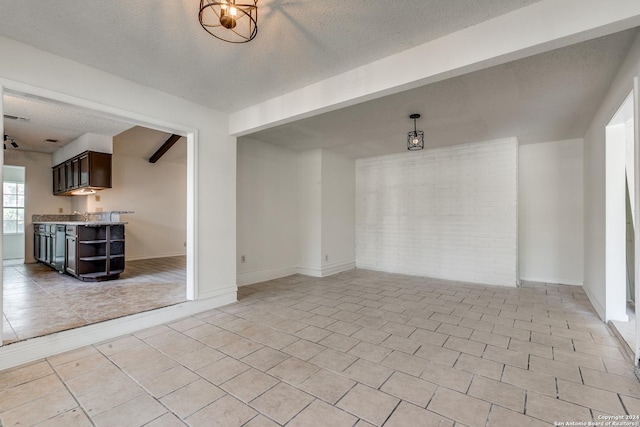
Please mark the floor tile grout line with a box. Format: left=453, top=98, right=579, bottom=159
left=46, top=358, right=97, bottom=426
left=618, top=391, right=630, bottom=416
left=145, top=317, right=328, bottom=418
left=2, top=257, right=187, bottom=344
left=380, top=399, right=403, bottom=427
left=203, top=308, right=424, bottom=421
left=16, top=271, right=631, bottom=427
left=95, top=335, right=217, bottom=424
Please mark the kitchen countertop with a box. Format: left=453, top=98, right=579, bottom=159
left=34, top=221, right=128, bottom=226
left=33, top=211, right=134, bottom=224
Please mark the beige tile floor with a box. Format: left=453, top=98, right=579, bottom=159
left=1, top=269, right=640, bottom=426
left=2, top=256, right=186, bottom=344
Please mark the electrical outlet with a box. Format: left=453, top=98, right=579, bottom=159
left=241, top=255, right=246, bottom=263
left=95, top=195, right=101, bottom=202
left=184, top=242, right=187, bottom=247
left=95, top=207, right=103, bottom=212
left=325, top=254, right=329, bottom=262
left=58, top=207, right=63, bottom=213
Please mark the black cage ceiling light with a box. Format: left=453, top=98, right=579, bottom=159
left=407, top=114, right=424, bottom=151
left=199, top=0, right=258, bottom=43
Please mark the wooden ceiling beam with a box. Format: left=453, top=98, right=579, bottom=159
left=149, top=134, right=181, bottom=164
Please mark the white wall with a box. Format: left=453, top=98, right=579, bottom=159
left=321, top=149, right=356, bottom=275
left=0, top=35, right=236, bottom=301
left=297, top=148, right=356, bottom=277
left=236, top=138, right=299, bottom=285
left=4, top=151, right=72, bottom=262
left=583, top=33, right=640, bottom=320
left=51, top=132, right=113, bottom=165
left=297, top=149, right=323, bottom=274
left=237, top=142, right=355, bottom=284
left=605, top=124, right=629, bottom=322
left=2, top=165, right=25, bottom=260
left=518, top=139, right=584, bottom=285
left=626, top=117, right=635, bottom=226
left=356, top=138, right=518, bottom=287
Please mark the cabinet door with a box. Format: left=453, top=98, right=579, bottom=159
left=65, top=161, right=73, bottom=190
left=57, top=166, right=65, bottom=193
left=38, top=233, right=47, bottom=262
left=65, top=235, right=77, bottom=275
left=72, top=158, right=80, bottom=188
left=79, top=154, right=90, bottom=187
left=52, top=166, right=65, bottom=194
left=45, top=234, right=53, bottom=264
left=34, top=231, right=41, bottom=261
left=89, top=152, right=112, bottom=188
left=52, top=167, right=59, bottom=194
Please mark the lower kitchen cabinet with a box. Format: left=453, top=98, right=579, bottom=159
left=66, top=224, right=125, bottom=281
left=35, top=222, right=125, bottom=281
left=34, top=225, right=44, bottom=262
left=65, top=231, right=77, bottom=276
left=33, top=224, right=65, bottom=272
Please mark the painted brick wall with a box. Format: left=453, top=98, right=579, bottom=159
left=356, top=137, right=518, bottom=287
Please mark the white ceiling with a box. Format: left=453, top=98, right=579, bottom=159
left=245, top=29, right=638, bottom=158
left=3, top=95, right=134, bottom=153
left=3, top=96, right=184, bottom=162
left=0, top=1, right=637, bottom=159
left=0, top=0, right=544, bottom=113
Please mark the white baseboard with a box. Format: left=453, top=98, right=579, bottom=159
left=126, top=252, right=186, bottom=261
left=198, top=285, right=238, bottom=300
left=519, top=276, right=583, bottom=286
left=295, top=265, right=322, bottom=277
left=583, top=283, right=605, bottom=321
left=320, top=260, right=356, bottom=276
left=237, top=265, right=298, bottom=286
left=0, top=287, right=237, bottom=371
left=357, top=264, right=519, bottom=288
left=237, top=261, right=356, bottom=286
left=297, top=260, right=355, bottom=278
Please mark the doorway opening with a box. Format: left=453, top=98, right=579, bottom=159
left=607, top=90, right=636, bottom=359
left=1, top=90, right=196, bottom=345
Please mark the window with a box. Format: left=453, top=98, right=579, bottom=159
left=4, top=182, right=25, bottom=234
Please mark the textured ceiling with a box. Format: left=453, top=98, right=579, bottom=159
left=0, top=0, right=544, bottom=113
left=0, top=2, right=636, bottom=159
left=3, top=96, right=184, bottom=162
left=245, top=29, right=638, bottom=158
left=3, top=95, right=134, bottom=153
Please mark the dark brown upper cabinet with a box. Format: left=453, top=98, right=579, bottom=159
left=52, top=151, right=112, bottom=196
left=52, top=164, right=64, bottom=194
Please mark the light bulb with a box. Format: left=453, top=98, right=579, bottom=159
left=218, top=0, right=238, bottom=28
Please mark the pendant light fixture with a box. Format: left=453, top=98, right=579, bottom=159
left=199, top=0, right=258, bottom=43
left=407, top=114, right=424, bottom=151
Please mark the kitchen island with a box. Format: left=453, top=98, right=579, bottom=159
left=34, top=212, right=131, bottom=281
